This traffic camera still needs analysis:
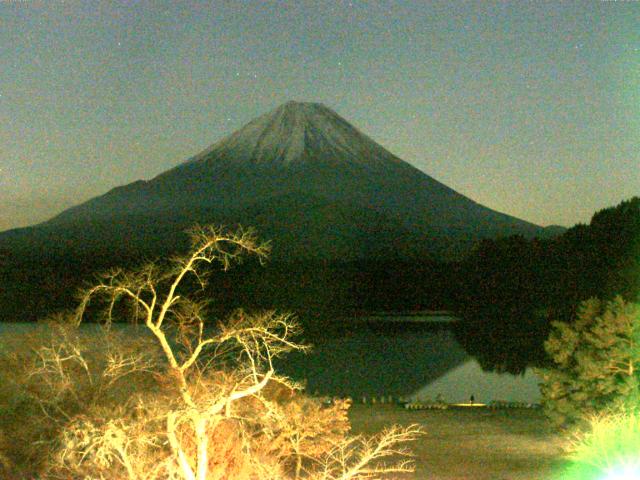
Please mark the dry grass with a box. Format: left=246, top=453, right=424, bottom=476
left=349, top=404, right=568, bottom=480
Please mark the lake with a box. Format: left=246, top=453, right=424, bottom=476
left=0, top=316, right=542, bottom=404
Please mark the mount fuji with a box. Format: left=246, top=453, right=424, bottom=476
left=2, top=101, right=546, bottom=262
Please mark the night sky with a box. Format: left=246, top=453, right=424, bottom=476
left=1, top=1, right=638, bottom=232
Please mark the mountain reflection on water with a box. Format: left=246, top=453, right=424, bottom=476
left=276, top=321, right=465, bottom=398
left=0, top=316, right=541, bottom=403
left=275, top=316, right=542, bottom=403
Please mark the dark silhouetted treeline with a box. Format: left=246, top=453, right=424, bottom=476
left=454, top=197, right=640, bottom=373
left=1, top=198, right=638, bottom=376
left=0, top=241, right=455, bottom=329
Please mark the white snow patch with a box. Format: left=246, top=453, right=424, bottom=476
left=186, top=101, right=406, bottom=169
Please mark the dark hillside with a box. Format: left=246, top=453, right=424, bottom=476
left=0, top=101, right=546, bottom=321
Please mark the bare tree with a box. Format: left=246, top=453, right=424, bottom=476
left=3, top=225, right=422, bottom=479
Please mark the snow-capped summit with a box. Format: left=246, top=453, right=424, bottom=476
left=186, top=101, right=404, bottom=169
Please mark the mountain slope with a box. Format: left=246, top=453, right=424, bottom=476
left=3, top=101, right=544, bottom=261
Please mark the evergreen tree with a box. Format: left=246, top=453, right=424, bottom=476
left=537, top=296, right=640, bottom=427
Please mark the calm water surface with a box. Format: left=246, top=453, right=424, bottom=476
left=0, top=318, right=541, bottom=403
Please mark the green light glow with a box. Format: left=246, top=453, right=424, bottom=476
left=556, top=408, right=640, bottom=480
left=558, top=459, right=640, bottom=480
left=602, top=462, right=640, bottom=480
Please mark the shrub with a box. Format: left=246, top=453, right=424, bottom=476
left=0, top=321, right=160, bottom=477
